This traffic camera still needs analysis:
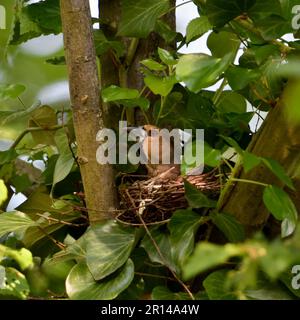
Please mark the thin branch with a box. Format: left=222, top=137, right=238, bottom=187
left=125, top=190, right=195, bottom=300
left=9, top=125, right=63, bottom=150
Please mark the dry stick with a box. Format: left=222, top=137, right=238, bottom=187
left=37, top=226, right=66, bottom=250
left=36, top=213, right=88, bottom=228
left=125, top=190, right=195, bottom=300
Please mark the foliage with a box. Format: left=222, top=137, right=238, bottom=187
left=0, top=0, right=299, bottom=300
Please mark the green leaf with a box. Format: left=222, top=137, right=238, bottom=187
left=155, top=20, right=178, bottom=44
left=0, top=84, right=26, bottom=100
left=10, top=174, right=32, bottom=194
left=0, top=180, right=8, bottom=207
left=144, top=74, right=177, bottom=96
left=151, top=286, right=194, bottom=300
left=0, top=245, right=33, bottom=270
left=186, top=16, right=212, bottom=44
left=0, top=149, right=18, bottom=165
left=204, top=142, right=222, bottom=167
left=262, top=158, right=294, bottom=190
left=86, top=221, right=136, bottom=280
left=121, top=98, right=150, bottom=110
left=0, top=101, right=41, bottom=126
left=168, top=209, right=203, bottom=266
left=207, top=31, right=240, bottom=58
left=216, top=91, right=247, bottom=114
left=263, top=186, right=298, bottom=237
left=183, top=243, right=242, bottom=280
left=243, top=151, right=262, bottom=173
left=141, top=228, right=178, bottom=273
left=94, top=30, right=125, bottom=57
left=184, top=181, right=217, bottom=208
left=28, top=105, right=57, bottom=145
left=256, top=14, right=290, bottom=40
left=66, top=260, right=134, bottom=300
left=259, top=240, right=296, bottom=280
left=226, top=66, right=260, bottom=90
left=206, top=0, right=256, bottom=28
left=158, top=48, right=177, bottom=66
left=46, top=56, right=66, bottom=65
left=0, top=267, right=30, bottom=300
left=0, top=211, right=38, bottom=239
left=176, top=53, right=232, bottom=93
left=26, top=0, right=61, bottom=34
left=102, top=85, right=139, bottom=102
left=141, top=59, right=166, bottom=71
left=211, top=212, right=245, bottom=243
left=118, top=0, right=170, bottom=38
left=220, top=135, right=244, bottom=154
left=51, top=130, right=75, bottom=194
left=203, top=269, right=237, bottom=300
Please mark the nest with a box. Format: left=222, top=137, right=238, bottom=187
left=117, top=169, right=220, bottom=226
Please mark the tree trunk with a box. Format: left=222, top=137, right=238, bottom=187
left=99, top=0, right=176, bottom=126
left=220, top=80, right=300, bottom=235
left=60, top=0, right=118, bottom=223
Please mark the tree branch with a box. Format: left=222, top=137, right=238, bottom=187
left=60, top=0, right=118, bottom=223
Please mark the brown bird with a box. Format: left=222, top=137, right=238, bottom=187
left=140, top=125, right=181, bottom=180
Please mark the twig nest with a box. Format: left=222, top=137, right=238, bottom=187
left=117, top=170, right=220, bottom=226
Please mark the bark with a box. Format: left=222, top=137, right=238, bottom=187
left=60, top=0, right=118, bottom=223
left=220, top=80, right=300, bottom=235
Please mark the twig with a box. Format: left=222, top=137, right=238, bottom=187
left=125, top=190, right=195, bottom=300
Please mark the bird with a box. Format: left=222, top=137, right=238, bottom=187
left=140, top=124, right=181, bottom=180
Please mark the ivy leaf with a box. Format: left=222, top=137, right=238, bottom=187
left=186, top=16, right=212, bottom=44
left=0, top=211, right=38, bottom=239
left=263, top=185, right=298, bottom=237
left=176, top=53, right=232, bottom=93
left=226, top=66, right=260, bottom=90
left=243, top=151, right=262, bottom=173
left=158, top=48, right=177, bottom=66
left=121, top=98, right=150, bottom=110
left=144, top=74, right=177, bottom=97
left=203, top=269, right=237, bottom=300
left=0, top=180, right=8, bottom=207
left=0, top=245, right=33, bottom=270
left=183, top=243, right=242, bottom=280
left=0, top=84, right=26, bottom=100
left=101, top=85, right=139, bottom=102
left=86, top=221, right=136, bottom=280
left=216, top=91, right=247, bottom=114
left=168, top=209, right=204, bottom=267
left=118, top=0, right=170, bottom=38
left=66, top=260, right=134, bottom=300
left=211, top=212, right=245, bottom=243
left=184, top=181, right=217, bottom=208
left=0, top=267, right=30, bottom=300
left=141, top=59, right=166, bottom=71
left=141, top=228, right=178, bottom=274
left=51, top=130, right=75, bottom=195
left=155, top=20, right=178, bottom=44
left=94, top=30, right=125, bottom=57
left=26, top=0, right=61, bottom=34
left=207, top=31, right=240, bottom=58
left=256, top=15, right=290, bottom=40
left=206, top=0, right=256, bottom=28
left=262, top=158, right=294, bottom=190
